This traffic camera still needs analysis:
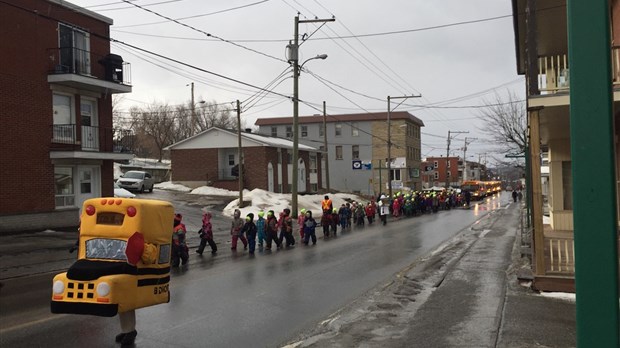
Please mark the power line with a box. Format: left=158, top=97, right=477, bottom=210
left=111, top=42, right=281, bottom=98
left=118, top=0, right=287, bottom=63
left=114, top=0, right=271, bottom=27
left=90, top=0, right=183, bottom=11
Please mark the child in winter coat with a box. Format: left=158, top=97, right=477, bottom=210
left=303, top=210, right=317, bottom=245
left=321, top=211, right=331, bottom=238
left=298, top=208, right=306, bottom=240
left=265, top=210, right=281, bottom=250
left=172, top=213, right=189, bottom=267
left=256, top=211, right=266, bottom=248
left=365, top=203, right=375, bottom=224
left=330, top=208, right=339, bottom=236
left=338, top=204, right=347, bottom=230
left=197, top=212, right=217, bottom=255
left=355, top=204, right=365, bottom=226
left=345, top=203, right=352, bottom=228
left=279, top=208, right=295, bottom=247
left=240, top=213, right=257, bottom=254
left=230, top=209, right=247, bottom=251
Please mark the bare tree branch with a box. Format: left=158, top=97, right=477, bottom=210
left=478, top=91, right=527, bottom=154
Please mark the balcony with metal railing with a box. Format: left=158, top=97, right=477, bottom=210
left=50, top=124, right=134, bottom=160
left=47, top=47, right=132, bottom=94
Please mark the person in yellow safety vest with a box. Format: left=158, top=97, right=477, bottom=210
left=321, top=195, right=333, bottom=214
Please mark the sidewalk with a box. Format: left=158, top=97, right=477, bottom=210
left=286, top=201, right=576, bottom=348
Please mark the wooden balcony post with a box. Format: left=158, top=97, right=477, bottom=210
left=525, top=0, right=539, bottom=96
left=528, top=106, right=545, bottom=275
left=568, top=0, right=619, bottom=346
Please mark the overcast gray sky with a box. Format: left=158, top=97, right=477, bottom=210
left=72, top=0, right=523, bottom=162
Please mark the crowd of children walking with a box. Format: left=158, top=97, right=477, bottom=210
left=170, top=191, right=477, bottom=266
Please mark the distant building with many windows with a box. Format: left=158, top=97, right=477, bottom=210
left=255, top=111, right=424, bottom=195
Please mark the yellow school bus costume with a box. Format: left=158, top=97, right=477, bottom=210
left=51, top=198, right=174, bottom=317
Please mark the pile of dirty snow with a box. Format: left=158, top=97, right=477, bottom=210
left=222, top=189, right=363, bottom=217
left=191, top=186, right=249, bottom=197
left=154, top=181, right=192, bottom=192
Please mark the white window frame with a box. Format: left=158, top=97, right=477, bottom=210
left=335, top=145, right=343, bottom=160
left=309, top=154, right=317, bottom=174
left=301, top=125, right=308, bottom=137
left=335, top=123, right=342, bottom=137
left=55, top=166, right=75, bottom=208
left=271, top=126, right=278, bottom=137
left=351, top=122, right=359, bottom=137
left=352, top=145, right=359, bottom=159
left=285, top=126, right=293, bottom=138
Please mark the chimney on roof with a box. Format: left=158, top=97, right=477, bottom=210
left=245, top=128, right=252, bottom=133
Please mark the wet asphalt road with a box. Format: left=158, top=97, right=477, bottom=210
left=0, top=192, right=505, bottom=348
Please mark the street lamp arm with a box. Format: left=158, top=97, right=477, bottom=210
left=300, top=54, right=328, bottom=71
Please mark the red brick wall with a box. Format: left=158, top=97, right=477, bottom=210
left=170, top=146, right=322, bottom=193
left=170, top=148, right=219, bottom=183
left=243, top=147, right=269, bottom=190
left=0, top=1, right=113, bottom=215
left=425, top=157, right=460, bottom=185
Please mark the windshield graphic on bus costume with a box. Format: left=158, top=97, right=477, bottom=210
left=86, top=238, right=127, bottom=260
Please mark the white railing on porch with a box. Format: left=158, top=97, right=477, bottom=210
left=537, top=46, right=620, bottom=94
left=547, top=237, right=575, bottom=274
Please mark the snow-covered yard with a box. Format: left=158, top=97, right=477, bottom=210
left=154, top=181, right=365, bottom=217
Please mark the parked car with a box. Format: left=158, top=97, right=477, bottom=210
left=116, top=171, right=155, bottom=193
left=114, top=183, right=136, bottom=198
left=505, top=185, right=513, bottom=191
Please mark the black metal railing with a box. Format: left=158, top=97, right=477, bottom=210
left=51, top=124, right=133, bottom=153
left=47, top=47, right=131, bottom=85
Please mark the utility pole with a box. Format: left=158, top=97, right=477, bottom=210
left=462, top=137, right=476, bottom=182
left=189, top=82, right=196, bottom=134
left=290, top=15, right=334, bottom=218
left=446, top=130, right=468, bottom=188
left=387, top=94, right=420, bottom=199
left=323, top=101, right=330, bottom=191
left=236, top=100, right=244, bottom=208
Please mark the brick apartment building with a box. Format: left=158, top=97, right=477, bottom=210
left=422, top=157, right=462, bottom=188
left=255, top=111, right=424, bottom=195
left=422, top=157, right=489, bottom=188
left=166, top=128, right=322, bottom=193
left=0, top=0, right=132, bottom=232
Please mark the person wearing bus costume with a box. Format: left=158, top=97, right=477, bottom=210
left=50, top=198, right=174, bottom=347
left=117, top=230, right=159, bottom=346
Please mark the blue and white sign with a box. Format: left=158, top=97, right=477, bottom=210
left=352, top=160, right=362, bottom=170
left=362, top=162, right=372, bottom=170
